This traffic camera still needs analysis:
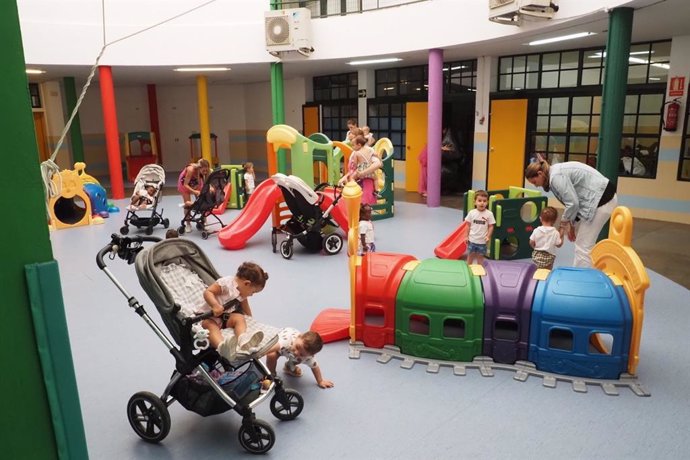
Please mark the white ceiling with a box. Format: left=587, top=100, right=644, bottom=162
left=25, top=0, right=690, bottom=87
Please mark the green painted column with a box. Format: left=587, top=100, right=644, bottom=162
left=1, top=2, right=88, bottom=459
left=271, top=63, right=287, bottom=173
left=63, top=76, right=85, bottom=163
left=597, top=7, right=633, bottom=188
left=270, top=1, right=287, bottom=173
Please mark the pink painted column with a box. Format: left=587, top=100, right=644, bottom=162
left=426, top=48, right=444, bottom=207
left=98, top=66, right=125, bottom=199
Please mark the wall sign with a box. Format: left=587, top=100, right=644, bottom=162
left=668, top=76, right=686, bottom=97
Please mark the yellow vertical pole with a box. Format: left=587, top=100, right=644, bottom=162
left=342, top=181, right=363, bottom=341
left=196, top=75, right=212, bottom=164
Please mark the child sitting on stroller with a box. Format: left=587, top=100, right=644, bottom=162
left=129, top=184, right=158, bottom=210
left=198, top=261, right=268, bottom=362
left=265, top=328, right=334, bottom=389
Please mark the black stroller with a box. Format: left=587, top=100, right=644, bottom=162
left=121, top=164, right=169, bottom=235
left=96, top=234, right=304, bottom=454
left=178, top=168, right=230, bottom=239
left=270, top=173, right=344, bottom=260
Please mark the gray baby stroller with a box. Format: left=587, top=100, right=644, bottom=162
left=96, top=234, right=304, bottom=454
left=121, top=164, right=169, bottom=235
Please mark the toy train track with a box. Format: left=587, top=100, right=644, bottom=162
left=349, top=342, right=650, bottom=397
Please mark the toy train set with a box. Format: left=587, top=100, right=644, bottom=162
left=337, top=183, right=651, bottom=395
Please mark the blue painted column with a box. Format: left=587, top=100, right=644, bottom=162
left=427, top=48, right=444, bottom=207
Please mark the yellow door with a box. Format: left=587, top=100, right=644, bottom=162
left=487, top=99, right=528, bottom=190
left=405, top=102, right=428, bottom=192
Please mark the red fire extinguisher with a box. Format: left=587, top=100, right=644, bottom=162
left=663, top=98, right=681, bottom=132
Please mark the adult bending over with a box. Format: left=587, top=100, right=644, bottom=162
left=524, top=157, right=617, bottom=268
left=178, top=159, right=210, bottom=206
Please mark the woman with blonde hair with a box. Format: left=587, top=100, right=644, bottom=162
left=178, top=158, right=210, bottom=232
left=524, top=155, right=617, bottom=268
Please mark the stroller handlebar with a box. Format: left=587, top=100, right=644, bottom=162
left=96, top=233, right=162, bottom=269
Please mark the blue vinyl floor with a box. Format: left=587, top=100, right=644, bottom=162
left=50, top=194, right=690, bottom=459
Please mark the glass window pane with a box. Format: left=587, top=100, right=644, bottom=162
left=561, top=51, right=579, bottom=69
left=572, top=97, right=591, bottom=114
left=551, top=98, right=569, bottom=115
left=638, top=115, right=660, bottom=134
left=391, top=117, right=403, bottom=130
left=624, top=95, right=639, bottom=114
left=627, top=65, right=647, bottom=84
left=542, top=71, right=558, bottom=88
left=623, top=115, right=637, bottom=133
left=548, top=135, right=566, bottom=153
left=570, top=115, right=590, bottom=132
left=542, top=53, right=560, bottom=71
left=390, top=132, right=402, bottom=146
left=590, top=115, right=601, bottom=133
left=651, top=41, right=671, bottom=63
left=527, top=54, right=540, bottom=72
left=391, top=104, right=403, bottom=116
left=648, top=64, right=668, bottom=83
left=499, top=74, right=511, bottom=91
left=569, top=136, right=589, bottom=153
left=500, top=57, right=512, bottom=74
left=640, top=94, right=663, bottom=113
left=538, top=98, right=550, bottom=115
left=581, top=68, right=601, bottom=86
left=583, top=49, right=603, bottom=67
left=588, top=136, right=599, bottom=154
left=512, top=73, right=525, bottom=90
left=569, top=154, right=587, bottom=165
left=537, top=115, right=549, bottom=131
left=369, top=118, right=379, bottom=130
left=560, top=69, right=578, bottom=87
left=526, top=72, right=539, bottom=89
left=592, top=97, right=602, bottom=114
left=513, top=55, right=526, bottom=72
left=550, top=116, right=568, bottom=132
left=534, top=135, right=547, bottom=151
left=379, top=118, right=389, bottom=130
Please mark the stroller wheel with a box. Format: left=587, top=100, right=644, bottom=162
left=145, top=226, right=154, bottom=235
left=177, top=225, right=186, bottom=235
left=270, top=388, right=304, bottom=421
left=323, top=233, right=343, bottom=255
left=163, top=218, right=170, bottom=229
left=238, top=418, right=275, bottom=454
left=120, top=226, right=130, bottom=235
left=201, top=231, right=209, bottom=240
left=280, top=240, right=293, bottom=260
left=126, top=391, right=171, bottom=443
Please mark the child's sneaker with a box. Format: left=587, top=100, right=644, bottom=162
left=238, top=331, right=264, bottom=351
left=218, top=335, right=238, bottom=361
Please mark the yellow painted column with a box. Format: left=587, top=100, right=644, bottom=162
left=196, top=75, right=213, bottom=164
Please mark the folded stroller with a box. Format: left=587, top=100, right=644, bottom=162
left=96, top=234, right=304, bottom=454
left=271, top=173, right=344, bottom=260
left=178, top=168, right=230, bottom=239
left=121, top=164, right=169, bottom=235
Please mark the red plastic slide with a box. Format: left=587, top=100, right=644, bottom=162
left=434, top=220, right=469, bottom=259
left=217, top=179, right=283, bottom=250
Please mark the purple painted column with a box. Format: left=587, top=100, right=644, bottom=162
left=426, top=49, right=443, bottom=207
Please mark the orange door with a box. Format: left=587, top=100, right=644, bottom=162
left=487, top=99, right=528, bottom=190
left=33, top=112, right=49, bottom=162
left=302, top=105, right=320, bottom=137
left=405, top=102, right=428, bottom=192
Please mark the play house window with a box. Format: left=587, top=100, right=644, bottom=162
left=364, top=307, right=385, bottom=327
left=548, top=328, right=573, bottom=351
left=443, top=318, right=466, bottom=339
left=494, top=320, right=518, bottom=341
left=588, top=332, right=614, bottom=355
left=408, top=314, right=430, bottom=336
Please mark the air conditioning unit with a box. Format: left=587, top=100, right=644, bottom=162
left=265, top=8, right=313, bottom=56
left=489, top=0, right=558, bottom=25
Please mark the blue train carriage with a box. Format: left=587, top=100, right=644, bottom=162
left=395, top=258, right=484, bottom=362
left=528, top=266, right=633, bottom=380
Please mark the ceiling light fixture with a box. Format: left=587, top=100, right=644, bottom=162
left=26, top=69, right=46, bottom=74
left=347, top=58, right=402, bottom=66
left=173, top=67, right=230, bottom=72
left=528, top=32, right=595, bottom=46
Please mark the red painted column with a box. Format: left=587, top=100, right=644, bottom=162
left=98, top=66, right=125, bottom=199
left=147, top=84, right=162, bottom=163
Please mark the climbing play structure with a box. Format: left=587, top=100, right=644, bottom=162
left=218, top=124, right=394, bottom=250
left=124, top=131, right=158, bottom=183
left=314, top=182, right=651, bottom=395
